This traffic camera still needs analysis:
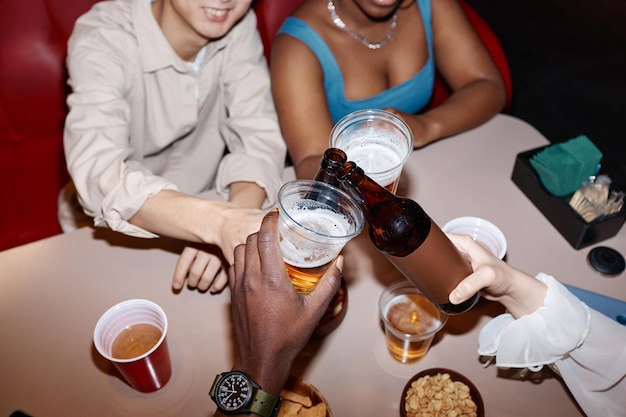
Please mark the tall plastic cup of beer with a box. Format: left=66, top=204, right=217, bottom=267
left=330, top=109, right=413, bottom=194
left=277, top=180, right=364, bottom=294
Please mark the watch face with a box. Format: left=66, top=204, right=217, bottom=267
left=216, top=372, right=253, bottom=412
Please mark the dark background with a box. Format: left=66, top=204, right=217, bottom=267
left=466, top=0, right=626, bottom=191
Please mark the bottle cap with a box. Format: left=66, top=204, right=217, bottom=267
left=587, top=246, right=625, bottom=276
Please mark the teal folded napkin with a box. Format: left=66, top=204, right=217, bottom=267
left=530, top=135, right=602, bottom=197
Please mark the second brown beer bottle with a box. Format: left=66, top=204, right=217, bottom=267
left=317, top=148, right=480, bottom=314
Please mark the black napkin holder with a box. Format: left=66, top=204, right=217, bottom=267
left=511, top=145, right=626, bottom=249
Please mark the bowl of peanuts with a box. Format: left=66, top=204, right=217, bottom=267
left=400, top=368, right=484, bottom=417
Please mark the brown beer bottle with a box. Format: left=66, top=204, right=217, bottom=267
left=305, top=148, right=349, bottom=205
left=335, top=158, right=479, bottom=314
left=313, top=148, right=348, bottom=186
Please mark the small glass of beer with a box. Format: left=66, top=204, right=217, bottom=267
left=277, top=180, right=364, bottom=294
left=330, top=109, right=413, bottom=194
left=378, top=280, right=448, bottom=364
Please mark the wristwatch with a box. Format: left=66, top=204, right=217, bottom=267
left=209, top=370, right=282, bottom=417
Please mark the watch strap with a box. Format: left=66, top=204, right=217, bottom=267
left=250, top=389, right=282, bottom=417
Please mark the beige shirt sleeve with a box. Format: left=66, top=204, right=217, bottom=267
left=213, top=11, right=286, bottom=208
left=64, top=0, right=172, bottom=238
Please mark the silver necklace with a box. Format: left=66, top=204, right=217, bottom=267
left=327, top=0, right=398, bottom=50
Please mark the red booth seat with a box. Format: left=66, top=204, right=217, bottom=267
left=0, top=0, right=100, bottom=251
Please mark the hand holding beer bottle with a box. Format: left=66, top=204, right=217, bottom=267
left=318, top=148, right=478, bottom=314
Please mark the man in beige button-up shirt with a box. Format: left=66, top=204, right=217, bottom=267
left=61, top=0, right=286, bottom=292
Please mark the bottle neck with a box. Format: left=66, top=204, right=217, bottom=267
left=337, top=161, right=397, bottom=210
left=314, top=148, right=348, bottom=185
left=322, top=148, right=347, bottom=170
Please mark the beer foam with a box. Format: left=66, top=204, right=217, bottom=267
left=341, top=137, right=405, bottom=186
left=280, top=207, right=352, bottom=268
left=291, top=206, right=352, bottom=236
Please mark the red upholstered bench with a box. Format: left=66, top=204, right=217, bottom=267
left=0, top=0, right=99, bottom=251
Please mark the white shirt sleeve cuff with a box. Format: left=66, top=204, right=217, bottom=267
left=478, top=273, right=591, bottom=369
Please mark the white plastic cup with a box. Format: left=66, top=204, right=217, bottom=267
left=442, top=216, right=508, bottom=259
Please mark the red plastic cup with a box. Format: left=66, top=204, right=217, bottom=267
left=94, top=299, right=172, bottom=393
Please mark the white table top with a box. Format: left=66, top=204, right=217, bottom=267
left=1, top=114, right=623, bottom=417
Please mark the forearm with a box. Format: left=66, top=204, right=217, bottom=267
left=294, top=154, right=324, bottom=180
left=405, top=78, right=506, bottom=148
left=494, top=267, right=547, bottom=319
left=129, top=189, right=219, bottom=243
left=228, top=181, right=266, bottom=209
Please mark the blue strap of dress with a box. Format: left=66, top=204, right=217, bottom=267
left=277, top=0, right=435, bottom=123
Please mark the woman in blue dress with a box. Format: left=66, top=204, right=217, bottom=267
left=271, top=0, right=507, bottom=180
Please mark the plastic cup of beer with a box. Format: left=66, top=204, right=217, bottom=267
left=277, top=180, right=365, bottom=294
left=93, top=299, right=172, bottom=393
left=330, top=109, right=413, bottom=194
left=378, top=280, right=448, bottom=364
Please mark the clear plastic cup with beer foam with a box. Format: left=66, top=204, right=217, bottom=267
left=330, top=109, right=413, bottom=194
left=277, top=180, right=365, bottom=294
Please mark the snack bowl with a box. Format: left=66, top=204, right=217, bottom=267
left=279, top=375, right=333, bottom=417
left=400, top=368, right=484, bottom=417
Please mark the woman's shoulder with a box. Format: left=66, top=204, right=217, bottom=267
left=277, top=0, right=334, bottom=48
left=290, top=0, right=334, bottom=31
